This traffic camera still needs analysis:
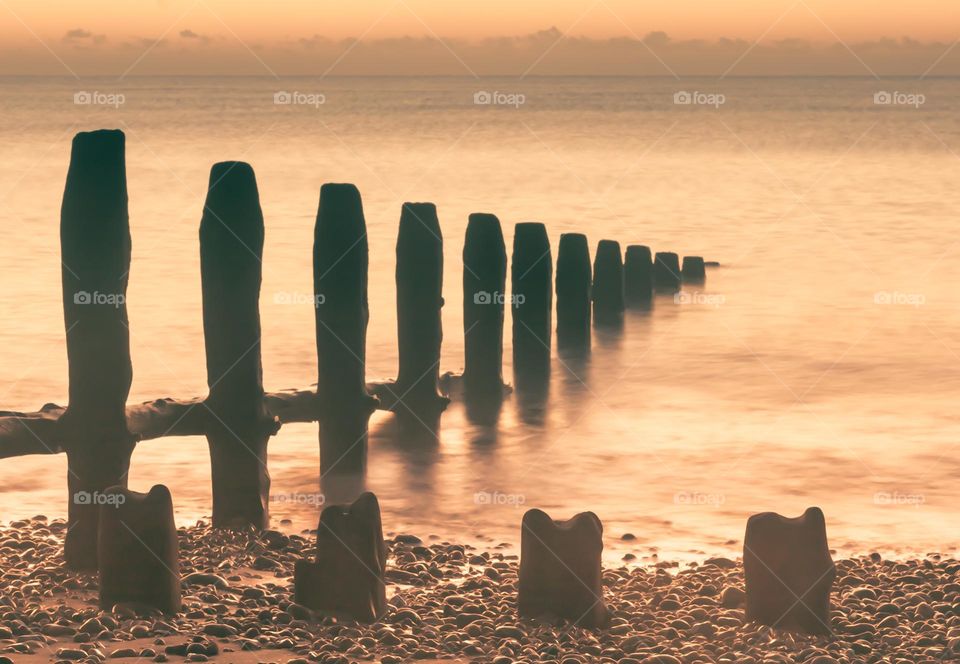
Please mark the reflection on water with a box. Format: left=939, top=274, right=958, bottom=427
left=2, top=76, right=960, bottom=561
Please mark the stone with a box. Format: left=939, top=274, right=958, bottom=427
left=518, top=508, right=607, bottom=627
left=743, top=506, right=835, bottom=634
left=294, top=492, right=386, bottom=622
left=98, top=485, right=181, bottom=614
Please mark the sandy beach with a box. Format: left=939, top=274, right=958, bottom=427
left=2, top=516, right=957, bottom=664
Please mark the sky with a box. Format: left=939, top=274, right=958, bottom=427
left=1, top=0, right=959, bottom=75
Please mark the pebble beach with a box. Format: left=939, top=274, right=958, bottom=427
left=1, top=517, right=958, bottom=664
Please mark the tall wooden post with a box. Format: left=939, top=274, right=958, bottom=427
left=624, top=245, right=653, bottom=305
left=555, top=233, right=591, bottom=351
left=462, top=213, right=507, bottom=395
left=390, top=203, right=448, bottom=415
left=592, top=239, right=625, bottom=325
left=512, top=223, right=552, bottom=421
left=200, top=161, right=279, bottom=529
left=314, top=184, right=378, bottom=474
left=654, top=251, right=682, bottom=292
left=58, top=129, right=137, bottom=571
left=682, top=256, right=706, bottom=283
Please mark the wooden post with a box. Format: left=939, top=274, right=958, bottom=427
left=200, top=161, right=279, bottom=529
left=58, top=129, right=137, bottom=571
left=653, top=251, right=682, bottom=292
left=382, top=202, right=449, bottom=415
left=592, top=239, right=625, bottom=325
left=461, top=213, right=507, bottom=395
left=511, top=222, right=552, bottom=419
left=682, top=255, right=706, bottom=283
left=555, top=233, right=591, bottom=351
left=624, top=245, right=653, bottom=305
left=314, top=184, right=378, bottom=474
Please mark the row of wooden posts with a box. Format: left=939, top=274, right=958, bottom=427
left=0, top=129, right=709, bottom=571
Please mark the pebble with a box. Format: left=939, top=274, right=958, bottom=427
left=1, top=518, right=956, bottom=664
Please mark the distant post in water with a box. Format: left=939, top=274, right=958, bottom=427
left=682, top=255, right=706, bottom=284
left=58, top=129, right=137, bottom=571
left=314, top=184, right=378, bottom=474
left=462, top=213, right=507, bottom=395
left=200, top=161, right=279, bottom=529
left=390, top=202, right=448, bottom=414
left=624, top=245, right=653, bottom=305
left=512, top=222, right=552, bottom=382
left=555, top=233, right=591, bottom=350
left=592, top=239, right=625, bottom=325
left=653, top=251, right=682, bottom=292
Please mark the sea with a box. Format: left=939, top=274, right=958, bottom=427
left=1, top=75, right=958, bottom=562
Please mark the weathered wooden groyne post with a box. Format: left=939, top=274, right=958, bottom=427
left=512, top=223, right=552, bottom=422
left=592, top=239, right=625, bottom=325
left=461, top=213, right=507, bottom=396
left=381, top=203, right=449, bottom=416
left=314, top=184, right=378, bottom=474
left=653, top=251, right=682, bottom=292
left=58, top=129, right=137, bottom=571
left=682, top=255, right=707, bottom=283
left=555, top=233, right=591, bottom=351
left=200, top=162, right=279, bottom=529
left=624, top=245, right=653, bottom=305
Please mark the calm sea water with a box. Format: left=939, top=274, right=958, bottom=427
left=1, top=76, right=959, bottom=561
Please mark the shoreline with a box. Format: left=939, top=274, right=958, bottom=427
left=2, top=516, right=957, bottom=663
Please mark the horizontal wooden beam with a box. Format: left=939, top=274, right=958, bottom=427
left=0, top=381, right=462, bottom=460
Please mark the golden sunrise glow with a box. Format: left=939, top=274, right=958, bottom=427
left=2, top=0, right=959, bottom=44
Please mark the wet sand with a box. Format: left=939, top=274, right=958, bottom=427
left=1, top=516, right=957, bottom=663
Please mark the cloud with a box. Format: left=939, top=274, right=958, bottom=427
left=62, top=28, right=106, bottom=45
left=179, top=29, right=211, bottom=43
left=10, top=29, right=960, bottom=75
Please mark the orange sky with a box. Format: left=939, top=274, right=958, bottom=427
left=2, top=0, right=958, bottom=75
left=3, top=0, right=959, bottom=43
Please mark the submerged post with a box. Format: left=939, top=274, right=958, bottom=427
left=624, top=245, right=653, bottom=305
left=388, top=203, right=448, bottom=414
left=682, top=255, right=707, bottom=283
left=200, top=161, right=278, bottom=529
left=314, top=184, right=378, bottom=474
left=653, top=251, right=682, bottom=292
left=512, top=222, right=552, bottom=385
left=555, top=233, right=591, bottom=350
left=58, top=129, right=136, bottom=571
left=592, top=239, right=625, bottom=325
left=462, top=213, right=507, bottom=395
